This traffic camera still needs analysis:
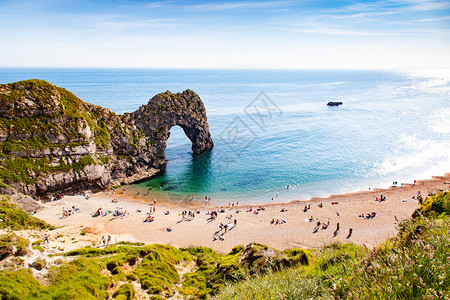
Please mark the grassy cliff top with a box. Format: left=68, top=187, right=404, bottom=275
left=0, top=192, right=448, bottom=299
left=0, top=195, right=53, bottom=230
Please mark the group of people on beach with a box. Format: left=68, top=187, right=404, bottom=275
left=101, top=235, right=111, bottom=246
left=94, top=207, right=113, bottom=217
left=113, top=208, right=128, bottom=218
left=360, top=212, right=377, bottom=219
left=181, top=210, right=197, bottom=220
left=53, top=192, right=64, bottom=201
left=313, top=219, right=330, bottom=233
left=270, top=219, right=286, bottom=224
left=61, top=206, right=79, bottom=218
left=144, top=215, right=154, bottom=222
left=375, top=195, right=386, bottom=202
left=207, top=211, right=219, bottom=220
left=214, top=219, right=237, bottom=241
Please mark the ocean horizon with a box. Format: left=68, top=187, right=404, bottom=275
left=1, top=68, right=449, bottom=205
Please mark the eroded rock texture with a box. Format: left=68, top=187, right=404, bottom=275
left=0, top=80, right=213, bottom=199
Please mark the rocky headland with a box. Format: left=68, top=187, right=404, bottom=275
left=0, top=79, right=213, bottom=199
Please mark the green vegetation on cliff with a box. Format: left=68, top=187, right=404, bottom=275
left=0, top=80, right=113, bottom=186
left=0, top=196, right=52, bottom=230
left=217, top=192, right=450, bottom=300
left=0, top=79, right=154, bottom=195
left=0, top=194, right=447, bottom=299
left=0, top=258, right=111, bottom=299
left=0, top=237, right=310, bottom=299
left=0, top=234, right=29, bottom=260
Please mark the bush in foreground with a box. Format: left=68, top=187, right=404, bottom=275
left=0, top=196, right=52, bottom=230
left=216, top=192, right=450, bottom=300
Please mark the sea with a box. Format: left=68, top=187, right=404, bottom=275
left=1, top=68, right=449, bottom=205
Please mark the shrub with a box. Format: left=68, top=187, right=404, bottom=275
left=0, top=234, right=29, bottom=260
left=0, top=196, right=52, bottom=230
left=413, top=191, right=450, bottom=218
left=113, top=283, right=135, bottom=299
left=0, top=269, right=43, bottom=299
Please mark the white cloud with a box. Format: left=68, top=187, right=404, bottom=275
left=187, top=1, right=291, bottom=11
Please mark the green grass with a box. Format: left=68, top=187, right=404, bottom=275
left=113, top=284, right=135, bottom=299
left=42, top=258, right=111, bottom=299
left=414, top=191, right=450, bottom=218
left=0, top=191, right=447, bottom=299
left=0, top=268, right=44, bottom=299
left=217, top=192, right=450, bottom=300
left=0, top=233, right=29, bottom=260
left=0, top=196, right=53, bottom=230
left=0, top=258, right=111, bottom=299
left=345, top=217, right=449, bottom=299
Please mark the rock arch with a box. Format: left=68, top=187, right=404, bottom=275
left=131, top=90, right=214, bottom=167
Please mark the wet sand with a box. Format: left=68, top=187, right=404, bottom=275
left=32, top=173, right=450, bottom=253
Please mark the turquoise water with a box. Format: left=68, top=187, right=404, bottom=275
left=1, top=69, right=449, bottom=204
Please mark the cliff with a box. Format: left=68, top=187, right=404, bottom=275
left=0, top=79, right=213, bottom=199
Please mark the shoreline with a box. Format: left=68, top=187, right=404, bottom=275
left=28, top=172, right=450, bottom=254
left=125, top=169, right=450, bottom=207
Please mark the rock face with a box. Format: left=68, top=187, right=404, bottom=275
left=132, top=90, right=214, bottom=157
left=0, top=80, right=213, bottom=199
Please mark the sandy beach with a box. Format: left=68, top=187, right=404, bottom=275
left=30, top=173, right=450, bottom=254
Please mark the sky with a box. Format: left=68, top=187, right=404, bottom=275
left=0, top=0, right=449, bottom=69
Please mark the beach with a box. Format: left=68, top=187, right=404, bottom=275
left=30, top=173, right=450, bottom=254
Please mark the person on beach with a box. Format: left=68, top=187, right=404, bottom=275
left=346, top=228, right=353, bottom=239
left=107, top=235, right=111, bottom=245
left=102, top=236, right=106, bottom=246
left=333, top=223, right=340, bottom=237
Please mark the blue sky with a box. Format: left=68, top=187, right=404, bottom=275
left=0, top=0, right=449, bottom=69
